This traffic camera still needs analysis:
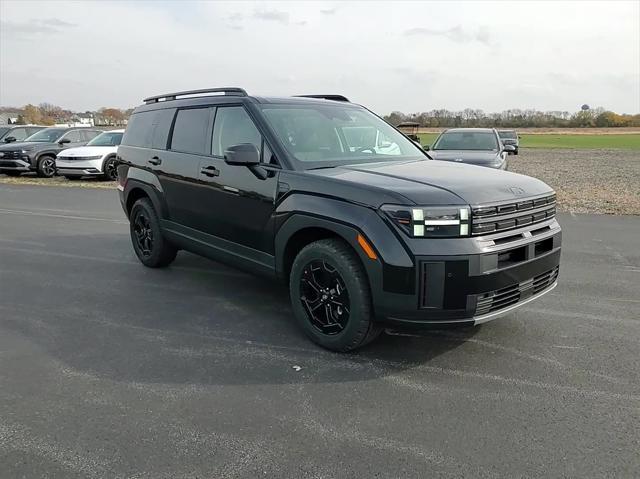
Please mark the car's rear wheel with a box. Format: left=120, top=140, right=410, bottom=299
left=3, top=171, right=21, bottom=177
left=289, top=238, right=382, bottom=352
left=130, top=198, right=177, bottom=268
left=36, top=155, right=56, bottom=178
left=102, top=156, right=118, bottom=181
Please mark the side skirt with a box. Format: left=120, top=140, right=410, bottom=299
left=160, top=220, right=277, bottom=279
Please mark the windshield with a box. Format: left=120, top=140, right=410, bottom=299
left=260, top=104, right=425, bottom=169
left=433, top=131, right=499, bottom=151
left=24, top=128, right=67, bottom=142
left=0, top=127, right=10, bottom=138
left=498, top=131, right=517, bottom=140
left=87, top=132, right=123, bottom=146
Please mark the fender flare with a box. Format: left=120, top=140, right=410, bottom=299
left=122, top=168, right=168, bottom=219
left=274, top=194, right=414, bottom=279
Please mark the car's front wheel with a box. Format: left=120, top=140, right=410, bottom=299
left=102, top=156, right=118, bottom=181
left=289, top=238, right=382, bottom=352
left=36, top=155, right=56, bottom=178
left=129, top=198, right=178, bottom=268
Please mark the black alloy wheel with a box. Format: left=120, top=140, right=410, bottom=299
left=300, top=259, right=351, bottom=336
left=129, top=198, right=178, bottom=268
left=133, top=210, right=154, bottom=257
left=289, top=238, right=382, bottom=352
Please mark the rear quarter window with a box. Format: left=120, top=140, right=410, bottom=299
left=122, top=109, right=175, bottom=149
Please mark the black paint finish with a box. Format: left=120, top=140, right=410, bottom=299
left=117, top=91, right=562, bottom=327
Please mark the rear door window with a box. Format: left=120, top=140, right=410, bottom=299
left=170, top=108, right=211, bottom=155
left=122, top=109, right=175, bottom=149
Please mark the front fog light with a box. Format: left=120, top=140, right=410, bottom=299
left=382, top=205, right=471, bottom=238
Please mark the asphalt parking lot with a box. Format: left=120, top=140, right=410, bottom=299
left=0, top=184, right=638, bottom=478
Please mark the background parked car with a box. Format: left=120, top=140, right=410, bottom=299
left=425, top=128, right=515, bottom=169
left=498, top=129, right=520, bottom=155
left=0, top=127, right=101, bottom=177
left=56, top=129, right=124, bottom=180
left=0, top=125, right=45, bottom=144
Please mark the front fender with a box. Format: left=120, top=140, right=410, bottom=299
left=275, top=194, right=416, bottom=300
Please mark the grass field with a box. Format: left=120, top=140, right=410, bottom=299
left=418, top=133, right=640, bottom=150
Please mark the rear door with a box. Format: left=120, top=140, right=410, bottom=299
left=158, top=106, right=214, bottom=228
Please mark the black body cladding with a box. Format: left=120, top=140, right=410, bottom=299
left=117, top=88, right=561, bottom=342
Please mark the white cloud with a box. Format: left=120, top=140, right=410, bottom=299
left=0, top=0, right=638, bottom=114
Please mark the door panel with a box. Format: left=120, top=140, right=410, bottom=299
left=193, top=106, right=279, bottom=254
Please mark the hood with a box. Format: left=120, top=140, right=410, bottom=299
left=428, top=150, right=501, bottom=166
left=308, top=159, right=552, bottom=206
left=57, top=145, right=115, bottom=157
left=0, top=141, right=52, bottom=151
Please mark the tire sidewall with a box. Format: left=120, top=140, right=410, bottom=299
left=290, top=242, right=372, bottom=351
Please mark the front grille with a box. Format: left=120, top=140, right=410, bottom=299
left=471, top=194, right=556, bottom=235
left=0, top=151, right=22, bottom=159
left=475, top=266, right=559, bottom=316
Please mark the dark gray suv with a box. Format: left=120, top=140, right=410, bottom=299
left=0, top=127, right=101, bottom=177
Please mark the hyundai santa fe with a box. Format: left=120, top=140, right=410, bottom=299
left=116, top=87, right=561, bottom=351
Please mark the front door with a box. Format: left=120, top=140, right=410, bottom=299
left=194, top=105, right=279, bottom=255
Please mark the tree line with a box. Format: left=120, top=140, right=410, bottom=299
left=383, top=107, right=640, bottom=128
left=1, top=104, right=132, bottom=126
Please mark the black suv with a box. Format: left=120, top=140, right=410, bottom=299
left=0, top=127, right=101, bottom=177
left=117, top=88, right=561, bottom=351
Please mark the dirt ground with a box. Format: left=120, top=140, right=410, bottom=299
left=509, top=148, right=640, bottom=215
left=417, top=127, right=640, bottom=135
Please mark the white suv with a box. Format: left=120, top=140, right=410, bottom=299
left=56, top=129, right=124, bottom=180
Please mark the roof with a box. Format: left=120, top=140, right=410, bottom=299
left=137, top=87, right=359, bottom=112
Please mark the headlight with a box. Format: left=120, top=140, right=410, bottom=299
left=381, top=205, right=471, bottom=237
left=21, top=149, right=33, bottom=154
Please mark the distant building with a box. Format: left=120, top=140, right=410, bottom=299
left=0, top=111, right=22, bottom=125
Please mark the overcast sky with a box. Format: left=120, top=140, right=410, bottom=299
left=1, top=0, right=638, bottom=114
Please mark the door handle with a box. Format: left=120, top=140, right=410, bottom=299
left=148, top=156, right=161, bottom=166
left=200, top=165, right=220, bottom=177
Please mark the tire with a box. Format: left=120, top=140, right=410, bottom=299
left=129, top=197, right=177, bottom=268
left=102, top=156, right=118, bottom=181
left=3, top=171, right=21, bottom=177
left=514, top=149, right=519, bottom=156
left=36, top=155, right=56, bottom=178
left=289, top=238, right=382, bottom=352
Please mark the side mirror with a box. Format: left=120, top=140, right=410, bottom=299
left=4, top=136, right=16, bottom=143
left=504, top=144, right=516, bottom=153
left=58, top=138, right=71, bottom=145
left=422, top=144, right=430, bottom=151
left=224, top=143, right=260, bottom=166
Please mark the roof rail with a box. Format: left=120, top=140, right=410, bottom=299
left=143, top=87, right=248, bottom=104
left=295, top=94, right=350, bottom=102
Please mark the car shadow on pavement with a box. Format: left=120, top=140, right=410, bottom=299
left=1, top=236, right=480, bottom=388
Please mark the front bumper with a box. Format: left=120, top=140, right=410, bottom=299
left=56, top=158, right=103, bottom=177
left=0, top=159, right=32, bottom=172
left=372, top=219, right=561, bottom=328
